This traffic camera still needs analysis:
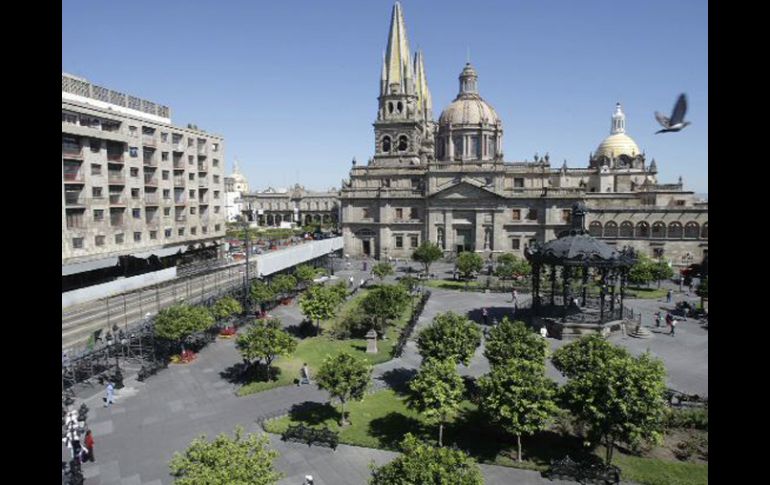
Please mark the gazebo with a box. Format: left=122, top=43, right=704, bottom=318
left=524, top=203, right=637, bottom=338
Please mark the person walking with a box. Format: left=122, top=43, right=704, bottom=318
left=655, top=312, right=662, bottom=328
left=670, top=318, right=677, bottom=337
left=104, top=382, right=114, bottom=407
left=667, top=289, right=673, bottom=303
left=665, top=312, right=673, bottom=333
left=300, top=363, right=311, bottom=385
left=482, top=308, right=489, bottom=326
left=83, top=429, right=94, bottom=462
left=512, top=289, right=518, bottom=306
left=348, top=275, right=354, bottom=287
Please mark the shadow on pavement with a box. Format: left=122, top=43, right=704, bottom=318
left=220, top=361, right=281, bottom=385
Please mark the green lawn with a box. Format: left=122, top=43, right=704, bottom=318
left=237, top=290, right=415, bottom=396
left=264, top=389, right=708, bottom=484
left=424, top=279, right=481, bottom=290
left=626, top=287, right=669, bottom=299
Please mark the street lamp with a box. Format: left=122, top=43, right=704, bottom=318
left=237, top=215, right=251, bottom=310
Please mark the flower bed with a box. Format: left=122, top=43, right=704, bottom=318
left=219, top=326, right=237, bottom=338
left=170, top=349, right=197, bottom=364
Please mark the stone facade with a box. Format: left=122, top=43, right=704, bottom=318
left=340, top=3, right=707, bottom=269
left=241, top=184, right=340, bottom=228
left=62, top=73, right=226, bottom=267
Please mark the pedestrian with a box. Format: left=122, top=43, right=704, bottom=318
left=655, top=312, right=662, bottom=328
left=300, top=363, right=310, bottom=385
left=349, top=275, right=354, bottom=287
left=512, top=289, right=518, bottom=306
left=104, top=382, right=114, bottom=407
left=360, top=278, right=365, bottom=288
left=670, top=318, right=677, bottom=337
left=540, top=326, right=548, bottom=338
left=667, top=289, right=673, bottom=303
left=82, top=429, right=95, bottom=462
left=482, top=308, right=489, bottom=326
left=665, top=312, right=673, bottom=332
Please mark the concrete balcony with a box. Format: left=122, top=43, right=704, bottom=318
left=173, top=178, right=186, bottom=187
left=173, top=159, right=185, bottom=169
left=62, top=145, right=83, bottom=159
left=144, top=176, right=158, bottom=186
left=175, top=215, right=187, bottom=223
left=107, top=152, right=125, bottom=162
left=109, top=194, right=125, bottom=205
left=174, top=198, right=186, bottom=205
left=146, top=218, right=160, bottom=228
left=63, top=172, right=84, bottom=183
left=198, top=179, right=207, bottom=187
left=142, top=157, right=157, bottom=167
left=142, top=135, right=156, bottom=147
left=144, top=193, right=159, bottom=204
left=197, top=146, right=208, bottom=156
left=108, top=173, right=125, bottom=184
left=197, top=163, right=208, bottom=171
left=64, top=193, right=84, bottom=206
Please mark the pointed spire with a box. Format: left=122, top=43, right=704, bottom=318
left=380, top=51, right=387, bottom=95
left=649, top=158, right=657, bottom=173
left=413, top=50, right=433, bottom=121
left=384, top=2, right=413, bottom=95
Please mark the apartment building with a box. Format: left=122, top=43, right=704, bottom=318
left=62, top=73, right=226, bottom=272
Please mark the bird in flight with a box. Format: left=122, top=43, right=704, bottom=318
left=655, top=94, right=691, bottom=134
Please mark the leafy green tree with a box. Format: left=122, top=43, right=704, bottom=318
left=372, top=262, right=394, bottom=281
left=456, top=251, right=484, bottom=287
left=210, top=297, right=243, bottom=322
left=236, top=319, right=297, bottom=380
left=494, top=254, right=532, bottom=281
left=412, top=241, right=444, bottom=275
left=478, top=358, right=558, bottom=462
left=552, top=335, right=668, bottom=464
left=398, top=275, right=419, bottom=294
left=251, top=281, right=276, bottom=308
left=368, top=433, right=483, bottom=485
left=628, top=254, right=654, bottom=287
left=417, top=312, right=481, bottom=365
left=299, top=284, right=340, bottom=335
left=270, top=274, right=297, bottom=298
left=484, top=318, right=547, bottom=368
left=361, top=284, right=410, bottom=336
left=154, top=304, right=215, bottom=351
left=315, top=353, right=372, bottom=426
left=330, top=280, right=349, bottom=304
left=294, top=264, right=317, bottom=287
left=407, top=358, right=465, bottom=447
left=696, top=276, right=708, bottom=307
left=169, top=426, right=283, bottom=485
left=650, top=261, right=674, bottom=288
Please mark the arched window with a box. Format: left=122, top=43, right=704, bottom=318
left=589, top=221, right=602, bottom=237
left=387, top=102, right=394, bottom=114
left=684, top=222, right=699, bottom=239
left=619, top=221, right=633, bottom=238
left=651, top=221, right=666, bottom=239
left=668, top=222, right=683, bottom=239
left=275, top=214, right=282, bottom=224
left=398, top=135, right=408, bottom=151
left=437, top=227, right=445, bottom=250
left=305, top=214, right=312, bottom=225
left=397, top=101, right=403, bottom=113
left=453, top=136, right=462, bottom=156
left=636, top=221, right=650, bottom=238
left=382, top=136, right=391, bottom=153
left=701, top=222, right=708, bottom=239
left=603, top=221, right=618, bottom=238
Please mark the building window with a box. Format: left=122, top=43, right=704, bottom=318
left=527, top=209, right=538, bottom=221
left=132, top=208, right=141, bottom=219
left=129, top=147, right=138, bottom=157
left=215, top=224, right=221, bottom=231
left=202, top=226, right=208, bottom=234
left=213, top=159, right=219, bottom=167
left=95, top=235, right=105, bottom=246
left=636, top=221, right=650, bottom=238
left=514, top=178, right=524, bottom=188
left=150, top=230, right=157, bottom=240
left=684, top=222, right=699, bottom=239
left=511, top=209, right=521, bottom=221
left=212, top=143, right=219, bottom=152
left=382, top=136, right=391, bottom=153
left=161, top=152, right=169, bottom=161
left=93, top=209, right=104, bottom=221
left=162, top=170, right=169, bottom=180
left=213, top=175, right=220, bottom=183
left=165, top=228, right=172, bottom=238
left=191, top=227, right=197, bottom=235
left=134, top=232, right=142, bottom=242
left=382, top=178, right=391, bottom=188
left=92, top=187, right=103, bottom=198
left=619, top=221, right=634, bottom=238
left=562, top=210, right=571, bottom=223
left=91, top=164, right=102, bottom=175
left=90, top=139, right=101, bottom=152
left=188, top=138, right=194, bottom=147
left=131, top=189, right=140, bottom=200
left=603, top=221, right=618, bottom=238
left=395, top=235, right=403, bottom=248
left=189, top=190, right=196, bottom=198
left=675, top=200, right=686, bottom=206
left=62, top=111, right=78, bottom=124
left=529, top=238, right=537, bottom=248
left=470, top=136, right=480, bottom=158
left=410, top=208, right=418, bottom=219
left=410, top=235, right=419, bottom=247
left=66, top=210, right=84, bottom=229
left=188, top=155, right=194, bottom=165
left=511, top=238, right=520, bottom=250
left=214, top=191, right=220, bottom=199
left=214, top=206, right=220, bottom=214
left=398, top=135, right=408, bottom=151
left=453, top=136, right=462, bottom=156
left=189, top=173, right=195, bottom=181
left=115, top=233, right=124, bottom=244
left=129, top=126, right=138, bottom=137
left=164, top=207, right=171, bottom=216
left=652, top=222, right=666, bottom=238
left=589, top=221, right=602, bottom=237
left=130, top=167, right=139, bottom=177
left=395, top=208, right=403, bottom=219
left=190, top=207, right=196, bottom=215
left=163, top=189, right=170, bottom=200
left=178, top=228, right=185, bottom=236
left=653, top=248, right=665, bottom=258
left=362, top=208, right=371, bottom=219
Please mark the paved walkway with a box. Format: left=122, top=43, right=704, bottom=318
left=65, top=265, right=704, bottom=484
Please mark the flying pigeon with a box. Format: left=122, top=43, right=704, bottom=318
left=655, top=94, right=691, bottom=134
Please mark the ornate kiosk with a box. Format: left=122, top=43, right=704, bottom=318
left=525, top=203, right=637, bottom=339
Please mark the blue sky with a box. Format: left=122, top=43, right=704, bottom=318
left=62, top=0, right=707, bottom=193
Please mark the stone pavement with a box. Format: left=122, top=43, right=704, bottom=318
left=65, top=266, right=704, bottom=484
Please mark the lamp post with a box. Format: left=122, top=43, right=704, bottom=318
left=238, top=215, right=251, bottom=310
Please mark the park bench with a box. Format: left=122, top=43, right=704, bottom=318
left=544, top=455, right=620, bottom=485
left=281, top=424, right=339, bottom=450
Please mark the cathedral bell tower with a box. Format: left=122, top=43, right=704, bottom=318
left=373, top=2, right=434, bottom=166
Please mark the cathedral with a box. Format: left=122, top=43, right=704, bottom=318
left=340, top=2, right=707, bottom=269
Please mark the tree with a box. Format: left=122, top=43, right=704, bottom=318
left=650, top=261, right=674, bottom=288
left=484, top=317, right=547, bottom=368
left=294, top=264, right=317, bottom=287
left=298, top=284, right=340, bottom=335
left=412, top=241, right=444, bottom=275
left=169, top=426, right=283, bottom=485
left=210, top=296, right=243, bottom=322
left=154, top=304, right=215, bottom=351
left=494, top=254, right=532, bottom=281
left=417, top=311, right=481, bottom=366
left=456, top=251, right=484, bottom=287
left=270, top=274, right=297, bottom=298
left=407, top=358, right=464, bottom=447
left=368, top=433, right=483, bottom=485
left=315, top=353, right=372, bottom=426
left=398, top=275, right=419, bottom=294
left=478, top=358, right=558, bottom=462
left=236, top=319, right=297, bottom=380
left=696, top=276, right=708, bottom=308
left=251, top=281, right=276, bottom=310
left=372, top=262, right=394, bottom=281
left=628, top=254, right=654, bottom=287
left=552, top=335, right=668, bottom=464
left=361, top=284, right=410, bottom=336
left=330, top=280, right=349, bottom=304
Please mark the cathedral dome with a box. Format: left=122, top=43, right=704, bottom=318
left=438, top=63, right=500, bottom=126
left=593, top=103, right=640, bottom=159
